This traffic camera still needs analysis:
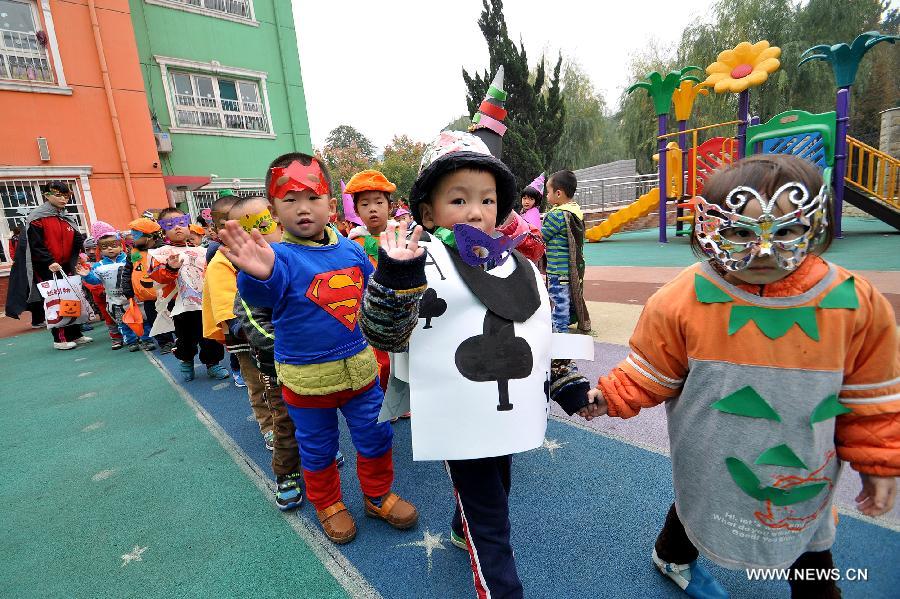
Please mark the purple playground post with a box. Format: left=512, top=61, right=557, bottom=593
left=658, top=114, right=668, bottom=243
left=833, top=86, right=850, bottom=239
left=736, top=89, right=750, bottom=159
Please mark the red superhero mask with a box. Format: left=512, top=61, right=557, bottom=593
left=305, top=267, right=364, bottom=330
left=268, top=160, right=329, bottom=199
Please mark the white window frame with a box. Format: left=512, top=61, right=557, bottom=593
left=0, top=166, right=95, bottom=267
left=156, top=55, right=275, bottom=139
left=143, top=0, right=258, bottom=27
left=185, top=179, right=265, bottom=220
left=0, top=0, right=70, bottom=95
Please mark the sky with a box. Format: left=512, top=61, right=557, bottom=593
left=292, top=0, right=714, bottom=151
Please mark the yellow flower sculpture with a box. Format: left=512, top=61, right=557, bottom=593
left=704, top=41, right=781, bottom=93
left=672, top=80, right=709, bottom=121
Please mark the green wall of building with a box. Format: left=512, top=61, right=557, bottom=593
left=129, top=0, right=312, bottom=182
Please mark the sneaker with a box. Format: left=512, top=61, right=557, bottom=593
left=275, top=473, right=303, bottom=511
left=206, top=364, right=229, bottom=380
left=32, top=322, right=46, bottom=329
left=400, top=412, right=411, bottom=418
left=652, top=548, right=729, bottom=598
left=111, top=340, right=124, bottom=350
left=335, top=450, right=344, bottom=469
left=264, top=430, right=274, bottom=452
left=180, top=361, right=195, bottom=382
left=450, top=529, right=468, bottom=550
left=81, top=323, right=94, bottom=331
left=127, top=343, right=141, bottom=352
left=74, top=336, right=93, bottom=345
left=140, top=340, right=156, bottom=351
left=159, top=341, right=175, bottom=354
left=233, top=371, right=246, bottom=388
left=53, top=341, right=77, bottom=350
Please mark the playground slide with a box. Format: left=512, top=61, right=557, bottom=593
left=585, top=187, right=660, bottom=242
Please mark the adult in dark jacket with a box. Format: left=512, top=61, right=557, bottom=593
left=5, top=181, right=91, bottom=349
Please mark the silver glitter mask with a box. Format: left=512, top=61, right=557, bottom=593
left=694, top=181, right=829, bottom=272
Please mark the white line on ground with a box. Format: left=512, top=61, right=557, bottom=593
left=551, top=414, right=900, bottom=533
left=145, top=352, right=383, bottom=599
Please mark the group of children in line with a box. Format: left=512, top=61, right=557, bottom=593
left=13, top=86, right=897, bottom=597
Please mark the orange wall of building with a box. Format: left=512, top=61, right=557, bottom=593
left=0, top=0, right=168, bottom=228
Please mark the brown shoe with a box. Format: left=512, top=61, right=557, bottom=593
left=364, top=492, right=418, bottom=529
left=316, top=501, right=357, bottom=544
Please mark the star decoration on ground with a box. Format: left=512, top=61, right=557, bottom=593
left=542, top=437, right=568, bottom=457
left=120, top=545, right=148, bottom=567
left=397, top=529, right=446, bottom=572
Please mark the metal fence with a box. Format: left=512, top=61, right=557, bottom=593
left=574, top=173, right=659, bottom=212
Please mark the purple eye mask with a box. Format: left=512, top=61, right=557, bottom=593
left=159, top=215, right=191, bottom=231
left=453, top=223, right=526, bottom=267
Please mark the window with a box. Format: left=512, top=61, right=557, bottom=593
left=186, top=185, right=264, bottom=220
left=145, top=0, right=257, bottom=25
left=0, top=178, right=88, bottom=264
left=168, top=69, right=270, bottom=134
left=0, top=0, right=53, bottom=84
left=174, top=0, right=251, bottom=19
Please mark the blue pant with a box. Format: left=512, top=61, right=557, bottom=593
left=547, top=274, right=571, bottom=333
left=285, top=382, right=393, bottom=472
left=110, top=303, right=151, bottom=345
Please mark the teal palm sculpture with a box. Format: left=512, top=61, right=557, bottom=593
left=799, top=31, right=898, bottom=238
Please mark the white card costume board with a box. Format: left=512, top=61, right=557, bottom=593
left=148, top=287, right=175, bottom=336
left=91, top=260, right=129, bottom=308
left=403, top=239, right=595, bottom=461
left=147, top=246, right=206, bottom=317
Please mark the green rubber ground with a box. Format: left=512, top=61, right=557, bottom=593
left=0, top=333, right=346, bottom=598
left=585, top=216, right=900, bottom=270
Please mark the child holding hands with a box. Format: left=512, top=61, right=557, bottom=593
left=581, top=155, right=898, bottom=598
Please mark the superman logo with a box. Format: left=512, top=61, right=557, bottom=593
left=305, top=267, right=364, bottom=330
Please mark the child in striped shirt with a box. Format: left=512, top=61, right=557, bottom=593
left=541, top=170, right=590, bottom=332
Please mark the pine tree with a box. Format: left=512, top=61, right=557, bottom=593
left=462, top=0, right=565, bottom=188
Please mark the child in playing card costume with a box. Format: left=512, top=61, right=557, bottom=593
left=359, top=68, right=593, bottom=599
left=149, top=208, right=229, bottom=381
left=220, top=153, right=417, bottom=545
left=580, top=155, right=899, bottom=598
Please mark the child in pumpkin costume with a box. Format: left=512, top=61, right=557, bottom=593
left=220, top=152, right=417, bottom=544
left=582, top=155, right=899, bottom=598
left=122, top=217, right=173, bottom=352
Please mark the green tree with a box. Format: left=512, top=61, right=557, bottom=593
left=462, top=0, right=566, bottom=188
left=319, top=143, right=374, bottom=207
left=379, top=135, right=427, bottom=202
left=325, top=125, right=377, bottom=161
left=552, top=59, right=625, bottom=171
left=444, top=115, right=473, bottom=131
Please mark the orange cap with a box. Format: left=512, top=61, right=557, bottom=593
left=189, top=224, right=206, bottom=236
left=128, top=217, right=161, bottom=234
left=344, top=170, right=397, bottom=195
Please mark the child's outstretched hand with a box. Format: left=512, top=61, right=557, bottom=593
left=219, top=219, right=275, bottom=280
left=856, top=474, right=896, bottom=516
left=75, top=264, right=90, bottom=277
left=381, top=221, right=423, bottom=261
left=578, top=388, right=607, bottom=421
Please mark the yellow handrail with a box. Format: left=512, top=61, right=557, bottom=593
left=845, top=136, right=900, bottom=210
left=658, top=120, right=742, bottom=140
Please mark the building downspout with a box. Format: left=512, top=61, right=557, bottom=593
left=87, top=0, right=139, bottom=220
left=272, top=4, right=298, bottom=151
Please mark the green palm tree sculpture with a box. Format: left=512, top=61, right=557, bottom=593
left=627, top=66, right=702, bottom=242
left=799, top=31, right=898, bottom=88
left=799, top=31, right=898, bottom=239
